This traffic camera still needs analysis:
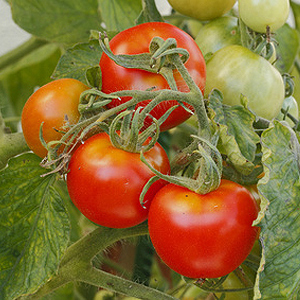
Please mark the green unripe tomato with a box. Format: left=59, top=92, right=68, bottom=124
left=276, top=96, right=299, bottom=126
left=239, top=0, right=290, bottom=33
left=167, top=0, right=237, bottom=21
left=214, top=272, right=249, bottom=300
left=195, top=16, right=241, bottom=56
left=93, top=290, right=115, bottom=300
left=205, top=45, right=285, bottom=120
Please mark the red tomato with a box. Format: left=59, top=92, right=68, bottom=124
left=99, top=22, right=206, bottom=131
left=21, top=78, right=89, bottom=158
left=148, top=180, right=259, bottom=278
left=66, top=132, right=170, bottom=228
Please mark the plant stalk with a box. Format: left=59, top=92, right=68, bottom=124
left=0, top=37, right=48, bottom=70
left=24, top=223, right=178, bottom=300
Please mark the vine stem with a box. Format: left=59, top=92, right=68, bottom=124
left=171, top=54, right=211, bottom=141
left=24, top=223, right=178, bottom=300
left=0, top=37, right=48, bottom=70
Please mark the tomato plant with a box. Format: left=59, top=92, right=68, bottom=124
left=21, top=78, right=89, bottom=158
left=148, top=180, right=259, bottom=279
left=167, top=0, right=237, bottom=21
left=99, top=22, right=206, bottom=131
left=205, top=45, right=285, bottom=120
left=239, top=0, right=290, bottom=33
left=66, top=132, right=170, bottom=228
left=2, top=0, right=300, bottom=299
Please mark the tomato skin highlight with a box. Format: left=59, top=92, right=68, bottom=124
left=99, top=22, right=206, bottom=131
left=66, top=132, right=170, bottom=228
left=148, top=180, right=259, bottom=278
left=21, top=78, right=89, bottom=158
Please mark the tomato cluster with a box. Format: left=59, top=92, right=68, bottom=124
left=22, top=0, right=295, bottom=280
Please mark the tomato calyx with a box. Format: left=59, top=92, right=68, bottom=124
left=100, top=33, right=190, bottom=92
left=140, top=133, right=222, bottom=207
left=108, top=108, right=161, bottom=153
left=239, top=19, right=278, bottom=62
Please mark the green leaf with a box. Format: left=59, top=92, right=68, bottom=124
left=208, top=90, right=260, bottom=175
left=0, top=154, right=70, bottom=300
left=136, top=0, right=164, bottom=24
left=254, top=121, right=300, bottom=299
left=52, top=39, right=102, bottom=86
left=10, top=0, right=102, bottom=45
left=0, top=43, right=61, bottom=122
left=98, top=0, right=142, bottom=32
left=275, top=23, right=300, bottom=74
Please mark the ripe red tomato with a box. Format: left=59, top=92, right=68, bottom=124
left=66, top=132, right=170, bottom=228
left=99, top=22, right=206, bottom=131
left=21, top=78, right=89, bottom=158
left=148, top=180, right=259, bottom=278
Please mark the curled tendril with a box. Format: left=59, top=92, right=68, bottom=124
left=149, top=37, right=190, bottom=70
left=108, top=107, right=161, bottom=153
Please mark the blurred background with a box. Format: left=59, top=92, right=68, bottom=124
left=0, top=0, right=171, bottom=57
left=1, top=0, right=300, bottom=57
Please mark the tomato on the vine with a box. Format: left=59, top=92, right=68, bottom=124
left=239, top=0, right=290, bottom=33
left=148, top=180, right=259, bottom=279
left=205, top=45, right=285, bottom=120
left=21, top=78, right=89, bottom=158
left=99, top=22, right=206, bottom=131
left=66, top=132, right=170, bottom=229
left=167, top=0, right=237, bottom=21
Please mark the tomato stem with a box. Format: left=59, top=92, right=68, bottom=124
left=24, top=223, right=178, bottom=300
